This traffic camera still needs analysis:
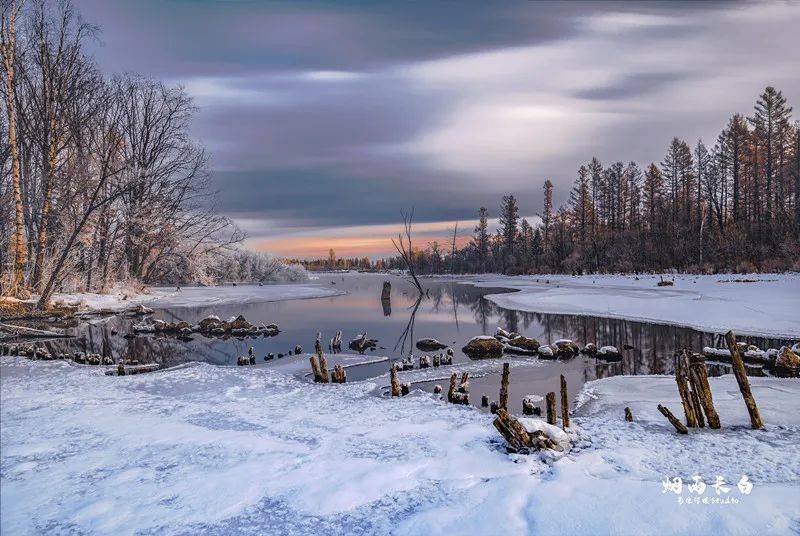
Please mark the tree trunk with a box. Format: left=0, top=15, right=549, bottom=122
left=546, top=392, right=557, bottom=425
left=687, top=354, right=721, bottom=429
left=675, top=350, right=699, bottom=427
left=499, top=362, right=509, bottom=410
left=725, top=331, right=763, bottom=429
left=560, top=374, right=570, bottom=429
left=657, top=404, right=688, bottom=434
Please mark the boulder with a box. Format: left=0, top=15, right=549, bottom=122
left=416, top=338, right=448, bottom=352
left=580, top=342, right=597, bottom=355
left=462, top=336, right=504, bottom=359
left=538, top=345, right=555, bottom=358
left=776, top=346, right=800, bottom=370
left=597, top=345, right=622, bottom=360
left=506, top=335, right=540, bottom=352
left=553, top=339, right=580, bottom=358
left=228, top=315, right=253, bottom=331
left=198, top=315, right=222, bottom=331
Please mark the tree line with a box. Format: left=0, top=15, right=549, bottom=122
left=385, top=86, right=799, bottom=275
left=1, top=0, right=245, bottom=306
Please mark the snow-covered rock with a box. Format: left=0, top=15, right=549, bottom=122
left=462, top=336, right=504, bottom=359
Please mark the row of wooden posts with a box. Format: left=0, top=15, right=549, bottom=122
left=656, top=330, right=763, bottom=434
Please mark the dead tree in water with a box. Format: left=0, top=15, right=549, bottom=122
left=391, top=209, right=424, bottom=294
left=725, top=331, right=763, bottom=429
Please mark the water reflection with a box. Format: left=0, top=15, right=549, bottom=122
left=27, top=274, right=793, bottom=398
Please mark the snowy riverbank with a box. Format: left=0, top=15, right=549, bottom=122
left=2, top=356, right=797, bottom=535
left=48, top=283, right=343, bottom=313
left=458, top=273, right=800, bottom=339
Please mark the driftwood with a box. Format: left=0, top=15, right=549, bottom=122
left=106, top=363, right=160, bottom=376
left=624, top=407, right=633, bottom=422
left=0, top=322, right=70, bottom=339
left=725, top=331, right=764, bottom=429
left=499, top=362, right=510, bottom=410
left=332, top=363, right=346, bottom=383
left=493, top=408, right=559, bottom=453
left=688, top=354, right=721, bottom=429
left=658, top=404, right=688, bottom=434
left=560, top=374, right=570, bottom=429
left=546, top=392, right=557, bottom=425
left=675, top=350, right=699, bottom=427
left=390, top=365, right=401, bottom=397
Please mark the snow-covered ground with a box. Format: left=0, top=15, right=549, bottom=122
left=461, top=273, right=800, bottom=338
left=2, top=356, right=798, bottom=535
left=49, top=283, right=343, bottom=312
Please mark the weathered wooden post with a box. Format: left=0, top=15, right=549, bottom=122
left=493, top=408, right=532, bottom=452
left=688, top=354, right=721, bottom=429
left=499, top=362, right=510, bottom=410
left=658, top=404, right=688, bottom=434
left=401, top=383, right=410, bottom=396
left=675, top=350, right=699, bottom=427
left=315, top=332, right=323, bottom=356
left=725, top=331, right=763, bottom=429
left=390, top=365, right=401, bottom=397
left=624, top=407, right=633, bottom=422
left=482, top=394, right=489, bottom=407
left=332, top=363, right=346, bottom=383
left=309, top=355, right=323, bottom=382
left=381, top=281, right=391, bottom=300
left=117, top=363, right=125, bottom=376
left=546, top=392, right=557, bottom=425
left=560, top=374, right=570, bottom=428
left=317, top=349, right=330, bottom=383
left=433, top=384, right=442, bottom=394
left=448, top=373, right=457, bottom=402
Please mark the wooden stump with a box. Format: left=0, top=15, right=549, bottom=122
left=433, top=384, right=442, bottom=394
left=490, top=401, right=499, bottom=414
left=332, top=363, right=346, bottom=383
left=390, top=365, right=401, bottom=397
left=117, top=363, right=125, bottom=376
left=560, top=374, right=570, bottom=429
left=493, top=408, right=531, bottom=453
left=658, top=404, right=688, bottom=434
left=317, top=350, right=330, bottom=383
left=499, top=362, right=510, bottom=410
left=401, top=383, right=410, bottom=396
left=688, top=354, right=721, bottom=429
left=725, top=331, right=764, bottom=429
left=309, top=355, right=323, bottom=382
left=546, top=392, right=557, bottom=425
left=482, top=394, right=489, bottom=407
left=459, top=372, right=470, bottom=394
left=675, top=350, right=699, bottom=427
left=522, top=397, right=535, bottom=416
left=624, top=407, right=633, bottom=422
left=448, top=373, right=457, bottom=402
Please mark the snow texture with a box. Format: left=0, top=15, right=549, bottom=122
left=50, top=283, right=343, bottom=312
left=3, top=354, right=798, bottom=535
left=463, top=273, right=800, bottom=338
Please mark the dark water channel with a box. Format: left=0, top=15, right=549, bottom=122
left=23, top=273, right=794, bottom=414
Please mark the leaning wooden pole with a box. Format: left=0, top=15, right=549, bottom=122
left=675, top=350, right=699, bottom=427
left=725, top=331, right=763, bottom=429
left=687, top=354, right=721, bottom=429
left=560, top=374, right=570, bottom=429
left=545, top=392, right=557, bottom=425
left=658, top=404, right=688, bottom=434
left=499, top=362, right=510, bottom=410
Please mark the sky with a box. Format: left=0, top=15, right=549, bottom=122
left=74, top=0, right=800, bottom=259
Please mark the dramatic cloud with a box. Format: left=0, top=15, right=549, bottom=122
left=75, top=0, right=800, bottom=257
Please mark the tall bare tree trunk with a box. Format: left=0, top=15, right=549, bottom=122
left=1, top=0, right=26, bottom=296
left=33, top=114, right=57, bottom=291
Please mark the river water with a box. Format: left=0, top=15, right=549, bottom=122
left=29, top=273, right=792, bottom=414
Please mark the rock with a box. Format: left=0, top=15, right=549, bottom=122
left=198, top=315, right=222, bottom=331
left=294, top=345, right=302, bottom=354
left=776, top=346, right=800, bottom=370
left=349, top=333, right=377, bottom=354
left=132, top=321, right=156, bottom=333
left=415, top=338, right=447, bottom=352
left=597, top=345, right=622, bottom=360
left=462, top=336, right=504, bottom=359
left=552, top=339, right=580, bottom=358
left=538, top=345, right=555, bottom=358
left=580, top=342, right=597, bottom=355
left=125, top=304, right=154, bottom=316
left=228, top=315, right=252, bottom=331
left=495, top=327, right=511, bottom=339
left=504, top=335, right=540, bottom=355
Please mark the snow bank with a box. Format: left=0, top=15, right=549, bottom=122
left=2, top=357, right=798, bottom=534
left=50, top=283, right=343, bottom=313
left=464, top=273, right=800, bottom=338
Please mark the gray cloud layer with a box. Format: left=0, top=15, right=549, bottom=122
left=75, top=0, right=800, bottom=252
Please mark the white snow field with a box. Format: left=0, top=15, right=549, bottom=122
left=2, top=356, right=798, bottom=535
left=49, top=283, right=343, bottom=312
left=463, top=273, right=800, bottom=338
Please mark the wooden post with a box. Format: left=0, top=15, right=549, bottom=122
left=315, top=332, right=323, bottom=356
left=688, top=354, right=721, bottom=429
left=459, top=372, right=470, bottom=393
left=624, top=407, right=633, bottom=422
left=433, top=384, right=442, bottom=394
left=117, top=363, right=125, bottom=376
left=390, top=365, right=401, bottom=397
left=675, top=350, right=699, bottom=427
left=522, top=397, right=535, bottom=416
left=725, top=331, right=764, bottom=429
left=309, top=355, right=323, bottom=382
left=481, top=394, right=489, bottom=407
left=658, top=404, right=688, bottom=434
left=490, top=401, right=498, bottom=414
left=560, top=374, right=570, bottom=429
left=546, top=392, right=557, bottom=425
left=499, top=362, right=510, bottom=410
left=317, top=350, right=330, bottom=383
left=448, top=373, right=457, bottom=402
left=690, top=388, right=705, bottom=427
left=401, top=383, right=410, bottom=396
left=332, top=363, right=346, bottom=383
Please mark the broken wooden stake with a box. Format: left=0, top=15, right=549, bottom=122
left=499, top=362, right=510, bottom=410
left=725, top=330, right=764, bottom=429
left=332, top=363, right=346, bottom=383
left=546, top=392, right=557, bottom=425
left=433, top=384, right=442, bottom=394
left=390, top=364, right=401, bottom=397
left=658, top=404, right=688, bottom=434
left=688, top=354, right=721, bottom=429
left=309, top=355, right=324, bottom=382
left=481, top=394, right=489, bottom=407
left=624, top=407, right=633, bottom=422
left=560, top=374, right=570, bottom=429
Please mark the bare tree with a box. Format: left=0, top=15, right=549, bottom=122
left=390, top=208, right=423, bottom=294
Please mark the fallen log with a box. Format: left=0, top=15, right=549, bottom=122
left=106, top=363, right=160, bottom=376
left=493, top=408, right=531, bottom=452
left=657, top=404, right=688, bottom=434
left=725, top=331, right=763, bottom=429
left=0, top=322, right=71, bottom=339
